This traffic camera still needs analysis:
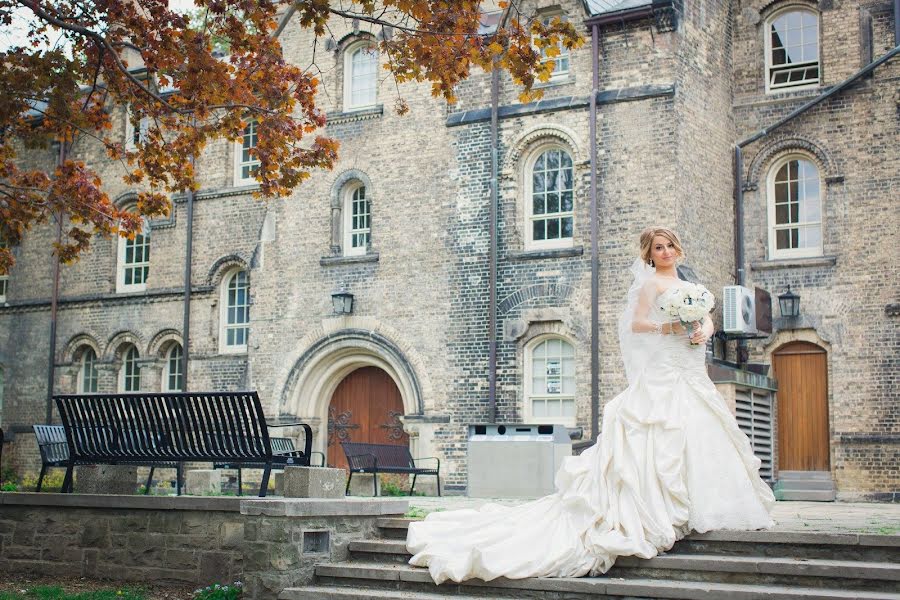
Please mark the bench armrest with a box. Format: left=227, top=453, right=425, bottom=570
left=309, top=451, right=326, bottom=467
left=346, top=452, right=378, bottom=471
left=412, top=456, right=440, bottom=470
left=266, top=422, right=313, bottom=461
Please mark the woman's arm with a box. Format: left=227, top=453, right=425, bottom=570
left=689, top=314, right=714, bottom=345
left=630, top=280, right=685, bottom=335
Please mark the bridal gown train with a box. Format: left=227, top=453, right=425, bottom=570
left=406, top=287, right=776, bottom=584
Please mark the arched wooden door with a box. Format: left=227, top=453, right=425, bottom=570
left=773, top=341, right=829, bottom=471
left=326, top=366, right=408, bottom=470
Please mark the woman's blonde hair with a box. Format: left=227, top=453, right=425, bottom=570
left=639, top=226, right=685, bottom=265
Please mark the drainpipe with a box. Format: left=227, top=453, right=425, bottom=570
left=895, top=0, right=899, bottom=48
left=488, top=60, right=500, bottom=424
left=46, top=139, right=66, bottom=424
left=181, top=152, right=195, bottom=391
left=588, top=23, right=600, bottom=441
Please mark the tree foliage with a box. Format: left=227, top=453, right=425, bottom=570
left=0, top=0, right=582, bottom=273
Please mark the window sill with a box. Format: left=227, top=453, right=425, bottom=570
left=750, top=255, right=836, bottom=270
left=533, top=74, right=573, bottom=89
left=508, top=245, right=583, bottom=261
left=320, top=252, right=380, bottom=267
left=327, top=105, right=384, bottom=125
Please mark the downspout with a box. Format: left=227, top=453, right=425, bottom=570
left=46, top=139, right=66, bottom=424
left=181, top=152, right=195, bottom=391
left=488, top=60, right=500, bottom=423
left=588, top=23, right=600, bottom=441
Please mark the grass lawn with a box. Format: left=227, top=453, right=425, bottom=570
left=0, top=587, right=146, bottom=600
left=0, top=576, right=194, bottom=600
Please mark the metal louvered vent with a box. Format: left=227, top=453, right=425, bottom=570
left=734, top=387, right=774, bottom=481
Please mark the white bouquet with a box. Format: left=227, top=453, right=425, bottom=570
left=659, top=284, right=715, bottom=344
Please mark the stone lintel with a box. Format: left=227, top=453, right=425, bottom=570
left=239, top=497, right=408, bottom=517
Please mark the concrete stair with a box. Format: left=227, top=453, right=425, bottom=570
left=280, top=518, right=900, bottom=600
left=775, top=471, right=837, bottom=501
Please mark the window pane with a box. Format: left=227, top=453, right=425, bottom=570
left=533, top=220, right=546, bottom=241
left=790, top=202, right=799, bottom=222
left=561, top=217, right=573, bottom=238
left=562, top=399, right=575, bottom=417
left=533, top=399, right=547, bottom=417
left=775, top=203, right=788, bottom=224
left=547, top=192, right=559, bottom=214
left=776, top=228, right=790, bottom=249
left=798, top=224, right=822, bottom=249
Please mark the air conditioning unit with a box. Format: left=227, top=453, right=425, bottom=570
left=723, top=285, right=757, bottom=334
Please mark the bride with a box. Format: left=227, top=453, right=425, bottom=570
left=406, top=226, right=775, bottom=584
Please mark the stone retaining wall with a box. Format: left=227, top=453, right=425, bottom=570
left=0, top=493, right=407, bottom=599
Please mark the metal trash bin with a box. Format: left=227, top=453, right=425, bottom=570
left=467, top=423, right=572, bottom=498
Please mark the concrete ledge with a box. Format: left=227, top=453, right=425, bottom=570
left=240, top=497, right=408, bottom=517
left=0, top=491, right=242, bottom=511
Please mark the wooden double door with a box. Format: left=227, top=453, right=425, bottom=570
left=326, top=366, right=408, bottom=470
left=773, top=341, right=830, bottom=471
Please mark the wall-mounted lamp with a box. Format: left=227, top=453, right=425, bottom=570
left=778, top=286, right=800, bottom=319
left=331, top=291, right=354, bottom=315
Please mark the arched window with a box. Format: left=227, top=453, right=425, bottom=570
left=116, top=211, right=150, bottom=293
left=235, top=119, right=260, bottom=184
left=525, top=337, right=576, bottom=425
left=344, top=42, right=378, bottom=110
left=765, top=8, right=819, bottom=92
left=119, top=345, right=141, bottom=392
left=526, top=146, right=574, bottom=249
left=767, top=155, right=823, bottom=259
left=220, top=270, right=250, bottom=352
left=78, top=347, right=99, bottom=394
left=163, top=343, right=183, bottom=392
left=536, top=11, right=570, bottom=80
left=343, top=183, right=371, bottom=255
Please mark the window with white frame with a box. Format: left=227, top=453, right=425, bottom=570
left=527, top=146, right=574, bottom=249
left=78, top=347, right=99, bottom=394
left=767, top=156, right=823, bottom=258
left=116, top=214, right=150, bottom=293
left=0, top=237, right=8, bottom=303
left=119, top=345, right=141, bottom=392
left=766, top=9, right=819, bottom=92
left=125, top=107, right=150, bottom=150
left=536, top=12, right=570, bottom=79
left=344, top=42, right=378, bottom=110
left=221, top=270, right=250, bottom=352
left=526, top=337, right=576, bottom=425
left=164, top=343, right=184, bottom=392
left=235, top=120, right=260, bottom=184
left=343, top=184, right=371, bottom=255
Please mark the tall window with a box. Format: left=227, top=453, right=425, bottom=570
left=343, top=184, right=371, bottom=255
left=125, top=106, right=150, bottom=149
left=766, top=9, right=819, bottom=91
left=117, top=216, right=150, bottom=292
left=344, top=43, right=378, bottom=110
left=164, top=344, right=184, bottom=392
left=79, top=348, right=99, bottom=394
left=527, top=337, right=576, bottom=425
left=222, top=270, right=250, bottom=352
left=527, top=147, right=574, bottom=249
left=537, top=13, right=570, bottom=79
left=0, top=236, right=8, bottom=303
left=236, top=120, right=260, bottom=184
left=119, top=345, right=141, bottom=392
left=768, top=156, right=823, bottom=258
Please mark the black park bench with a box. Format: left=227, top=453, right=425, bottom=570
left=341, top=441, right=440, bottom=497
left=54, top=391, right=313, bottom=497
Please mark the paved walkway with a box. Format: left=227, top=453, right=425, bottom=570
left=407, top=497, right=900, bottom=535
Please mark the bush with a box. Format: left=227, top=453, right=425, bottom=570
left=192, top=582, right=242, bottom=600
left=0, top=481, right=18, bottom=492
left=20, top=470, right=66, bottom=492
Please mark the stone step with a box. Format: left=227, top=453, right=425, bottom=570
left=778, top=471, right=835, bottom=480
left=774, top=479, right=836, bottom=491
left=375, top=522, right=900, bottom=563
left=775, top=489, right=837, bottom=502
left=307, top=562, right=900, bottom=600
left=610, top=553, right=900, bottom=591
left=349, top=539, right=411, bottom=563
left=280, top=585, right=485, bottom=600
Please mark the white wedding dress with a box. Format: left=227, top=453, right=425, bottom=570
left=407, top=261, right=775, bottom=584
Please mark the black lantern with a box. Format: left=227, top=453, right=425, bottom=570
left=331, top=291, right=354, bottom=315
left=778, top=286, right=800, bottom=318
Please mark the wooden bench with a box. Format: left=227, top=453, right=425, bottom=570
left=54, top=391, right=312, bottom=497
left=341, top=442, right=440, bottom=496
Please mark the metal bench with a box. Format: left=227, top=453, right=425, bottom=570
left=33, top=424, right=176, bottom=493
left=341, top=441, right=440, bottom=496
left=54, top=391, right=312, bottom=497
left=213, top=436, right=309, bottom=495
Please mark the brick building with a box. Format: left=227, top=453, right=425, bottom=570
left=0, top=0, right=897, bottom=500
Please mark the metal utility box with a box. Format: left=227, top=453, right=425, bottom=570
left=467, top=423, right=572, bottom=498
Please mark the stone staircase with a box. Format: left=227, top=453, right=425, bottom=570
left=774, top=471, right=837, bottom=502
left=281, top=518, right=900, bottom=600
